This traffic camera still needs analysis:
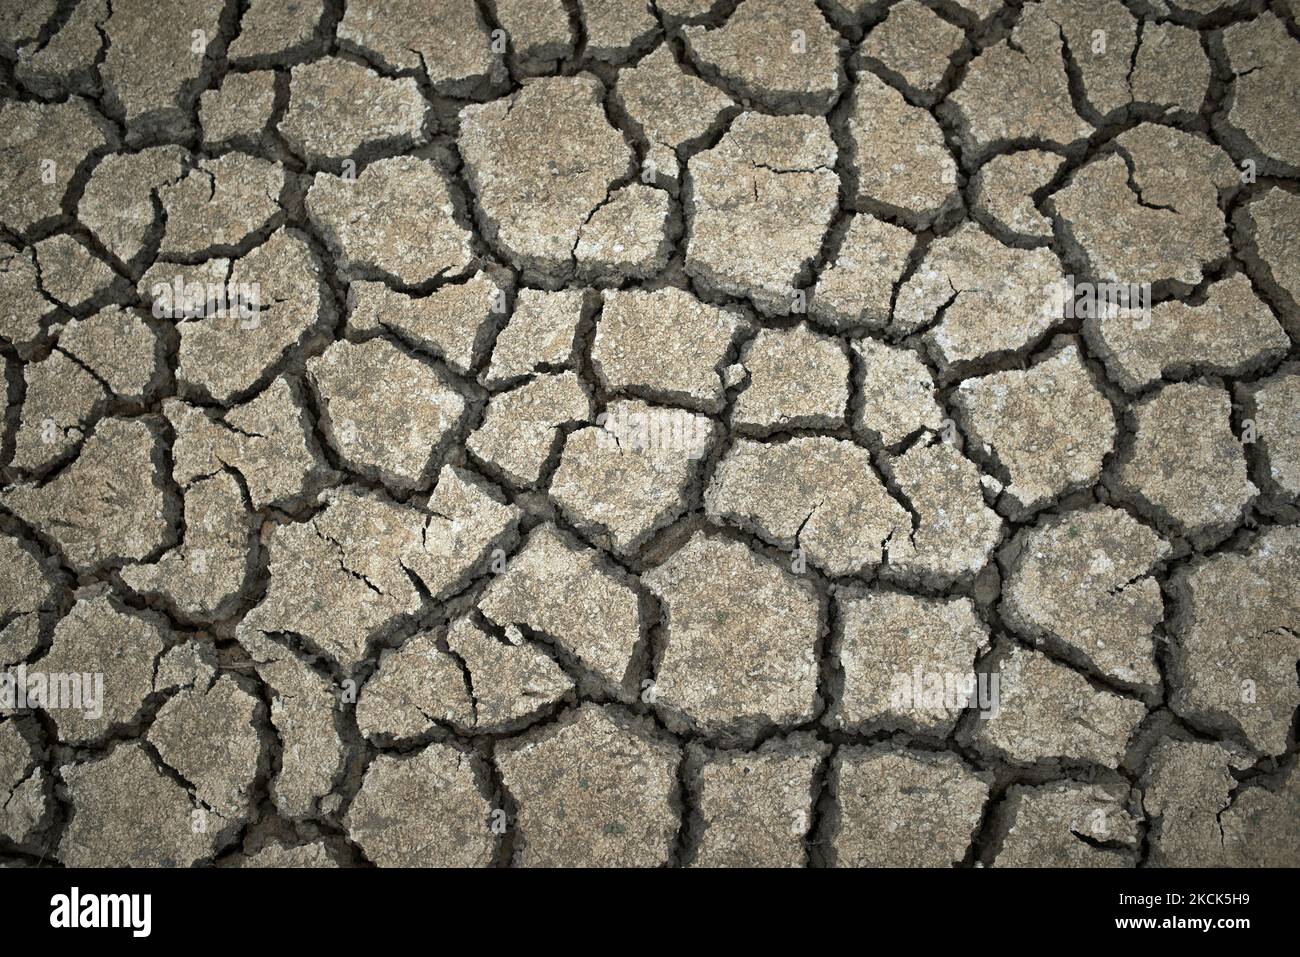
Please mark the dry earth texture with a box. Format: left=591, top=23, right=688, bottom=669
left=1, top=0, right=1298, bottom=868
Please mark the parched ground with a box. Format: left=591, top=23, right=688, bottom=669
left=0, top=0, right=1298, bottom=869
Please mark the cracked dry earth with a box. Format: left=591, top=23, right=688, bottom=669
left=0, top=0, right=1298, bottom=871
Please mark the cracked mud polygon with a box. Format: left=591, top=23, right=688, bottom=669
left=0, top=0, right=1298, bottom=870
